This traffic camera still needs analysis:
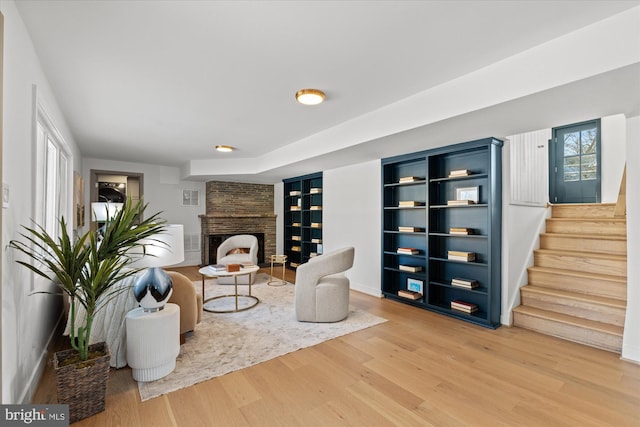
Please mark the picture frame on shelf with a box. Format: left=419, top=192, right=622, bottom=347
left=456, top=186, right=479, bottom=203
left=407, top=277, right=423, bottom=294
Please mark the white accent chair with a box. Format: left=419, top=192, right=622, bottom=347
left=216, top=234, right=259, bottom=284
left=294, top=247, right=355, bottom=322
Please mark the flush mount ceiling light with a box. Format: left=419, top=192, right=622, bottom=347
left=215, top=145, right=234, bottom=152
left=295, top=88, right=325, bottom=106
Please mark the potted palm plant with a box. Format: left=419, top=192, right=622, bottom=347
left=9, top=197, right=166, bottom=423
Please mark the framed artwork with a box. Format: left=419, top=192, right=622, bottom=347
left=407, top=278, right=424, bottom=294
left=456, top=186, right=479, bottom=203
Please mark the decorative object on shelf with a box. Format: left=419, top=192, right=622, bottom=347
left=407, top=277, right=424, bottom=294
left=450, top=227, right=473, bottom=235
left=448, top=169, right=471, bottom=177
left=451, top=300, right=478, bottom=313
left=447, top=250, right=476, bottom=262
left=397, top=247, right=419, bottom=255
left=398, top=176, right=422, bottom=183
left=398, top=226, right=424, bottom=232
left=455, top=186, right=479, bottom=203
left=398, top=264, right=423, bottom=272
left=451, top=278, right=479, bottom=289
left=132, top=224, right=185, bottom=312
left=398, top=289, right=422, bottom=300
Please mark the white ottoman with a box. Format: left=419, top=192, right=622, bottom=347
left=125, top=303, right=180, bottom=382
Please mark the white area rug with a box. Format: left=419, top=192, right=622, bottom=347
left=137, top=273, right=386, bottom=401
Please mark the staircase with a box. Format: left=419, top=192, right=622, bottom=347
left=512, top=203, right=627, bottom=353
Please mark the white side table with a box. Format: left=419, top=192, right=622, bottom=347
left=126, top=303, right=180, bottom=382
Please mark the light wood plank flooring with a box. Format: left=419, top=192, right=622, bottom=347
left=33, top=266, right=640, bottom=426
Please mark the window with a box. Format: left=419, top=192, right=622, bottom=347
left=36, top=104, right=71, bottom=240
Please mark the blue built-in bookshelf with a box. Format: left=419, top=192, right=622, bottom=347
left=283, top=172, right=323, bottom=269
left=381, top=138, right=503, bottom=328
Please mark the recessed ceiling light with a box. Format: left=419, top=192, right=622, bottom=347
left=295, top=89, right=325, bottom=106
left=215, top=145, right=234, bottom=152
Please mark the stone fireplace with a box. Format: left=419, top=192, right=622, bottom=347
left=199, top=181, right=276, bottom=266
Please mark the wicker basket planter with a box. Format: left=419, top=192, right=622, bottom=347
left=53, top=342, right=111, bottom=423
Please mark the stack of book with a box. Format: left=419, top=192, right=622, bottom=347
left=291, top=246, right=301, bottom=252
left=309, top=252, right=318, bottom=258
left=398, top=264, right=423, bottom=272
left=398, top=200, right=424, bottom=207
left=448, top=169, right=470, bottom=178
left=292, top=222, right=301, bottom=227
left=310, top=205, right=322, bottom=210
left=398, top=176, right=422, bottom=183
left=310, top=188, right=322, bottom=194
left=290, top=205, right=301, bottom=211
left=398, top=290, right=422, bottom=300
left=447, top=199, right=475, bottom=206
left=450, top=300, right=478, bottom=313
left=397, top=247, right=419, bottom=255
left=207, top=264, right=226, bottom=272
left=447, top=250, right=475, bottom=262
left=289, top=190, right=301, bottom=196
left=449, top=227, right=472, bottom=235
left=451, top=278, right=479, bottom=289
left=311, top=238, right=322, bottom=243
left=292, top=235, right=301, bottom=241
left=398, top=226, right=424, bottom=233
left=311, top=222, right=322, bottom=228
left=240, top=263, right=258, bottom=269
left=290, top=262, right=300, bottom=268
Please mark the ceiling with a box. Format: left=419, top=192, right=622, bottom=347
left=15, top=1, right=640, bottom=183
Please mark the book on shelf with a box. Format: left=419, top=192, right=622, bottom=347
left=289, top=190, right=301, bottom=196
left=398, top=226, right=425, bottom=233
left=290, top=206, right=301, bottom=211
left=309, top=252, right=318, bottom=257
left=397, top=247, right=419, bottom=255
left=449, top=227, right=473, bottom=235
left=447, top=199, right=476, bottom=206
left=447, top=251, right=475, bottom=262
left=292, top=222, right=301, bottom=227
left=291, top=246, right=301, bottom=252
left=450, top=300, right=478, bottom=313
left=398, top=200, right=424, bottom=207
left=310, top=188, right=322, bottom=194
left=448, top=169, right=470, bottom=177
left=398, top=176, right=423, bottom=183
left=291, top=235, right=301, bottom=241
left=311, top=222, right=322, bottom=228
left=398, top=290, right=422, bottom=300
left=290, top=262, right=300, bottom=268
left=311, top=238, right=322, bottom=243
left=398, top=264, right=423, bottom=272
left=451, top=278, right=479, bottom=289
left=310, top=205, right=322, bottom=210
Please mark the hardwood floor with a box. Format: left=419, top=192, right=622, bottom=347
left=33, top=266, right=640, bottom=426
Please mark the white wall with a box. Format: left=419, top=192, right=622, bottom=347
left=324, top=160, right=381, bottom=297
left=601, top=114, right=627, bottom=203
left=622, top=115, right=640, bottom=362
left=82, top=159, right=206, bottom=267
left=1, top=0, right=82, bottom=403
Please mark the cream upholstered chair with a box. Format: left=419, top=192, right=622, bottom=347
left=216, top=234, right=259, bottom=284
left=294, top=247, right=355, bottom=322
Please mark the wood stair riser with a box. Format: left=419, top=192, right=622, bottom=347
left=534, top=252, right=626, bottom=277
left=527, top=268, right=627, bottom=300
left=513, top=311, right=622, bottom=353
left=520, top=290, right=626, bottom=326
left=551, top=204, right=616, bottom=218
left=545, top=219, right=626, bottom=236
left=540, top=234, right=627, bottom=256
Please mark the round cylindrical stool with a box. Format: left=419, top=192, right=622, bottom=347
left=126, top=303, right=180, bottom=382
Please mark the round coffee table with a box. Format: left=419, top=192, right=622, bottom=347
left=198, top=265, right=261, bottom=313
